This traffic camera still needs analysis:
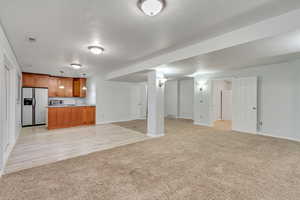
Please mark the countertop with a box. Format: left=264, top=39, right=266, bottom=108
left=47, top=104, right=96, bottom=108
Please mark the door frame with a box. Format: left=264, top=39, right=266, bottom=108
left=209, top=77, right=234, bottom=126
left=209, top=76, right=258, bottom=134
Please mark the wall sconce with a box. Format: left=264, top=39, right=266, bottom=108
left=158, top=78, right=168, bottom=87
left=197, top=80, right=207, bottom=91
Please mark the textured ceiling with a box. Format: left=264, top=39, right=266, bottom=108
left=112, top=30, right=300, bottom=81
left=1, top=0, right=300, bottom=77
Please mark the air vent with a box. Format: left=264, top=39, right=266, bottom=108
left=28, top=36, right=36, bottom=43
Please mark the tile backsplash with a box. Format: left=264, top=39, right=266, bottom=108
left=49, top=97, right=86, bottom=105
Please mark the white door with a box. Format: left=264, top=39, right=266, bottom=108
left=232, top=77, right=257, bottom=133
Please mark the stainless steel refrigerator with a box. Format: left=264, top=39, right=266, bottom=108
left=22, top=88, right=48, bottom=127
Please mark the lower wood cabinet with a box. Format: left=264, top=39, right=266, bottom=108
left=48, top=106, right=96, bottom=130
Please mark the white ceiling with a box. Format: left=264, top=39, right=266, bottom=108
left=112, top=30, right=300, bottom=81
left=1, top=0, right=300, bottom=77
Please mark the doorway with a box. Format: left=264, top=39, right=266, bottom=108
left=212, top=79, right=232, bottom=131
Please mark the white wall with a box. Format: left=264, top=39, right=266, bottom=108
left=164, top=79, right=194, bottom=119
left=86, top=76, right=97, bottom=106
left=179, top=79, right=194, bottom=119
left=165, top=80, right=178, bottom=118
left=194, top=59, right=300, bottom=141
left=222, top=90, right=232, bottom=121
left=88, top=74, right=143, bottom=124
left=131, top=83, right=147, bottom=120
left=0, top=23, right=22, bottom=174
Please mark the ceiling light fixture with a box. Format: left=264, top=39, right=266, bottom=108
left=70, top=63, right=82, bottom=69
left=139, top=0, right=165, bottom=16
left=88, top=46, right=104, bottom=55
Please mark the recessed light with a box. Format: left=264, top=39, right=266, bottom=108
left=88, top=46, right=104, bottom=55
left=70, top=63, right=82, bottom=69
left=139, top=0, right=165, bottom=16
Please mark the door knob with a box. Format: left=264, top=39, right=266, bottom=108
left=252, top=107, right=257, bottom=110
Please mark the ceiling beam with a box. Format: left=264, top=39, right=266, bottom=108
left=106, top=8, right=300, bottom=80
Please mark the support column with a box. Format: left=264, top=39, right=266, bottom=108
left=147, top=71, right=165, bottom=137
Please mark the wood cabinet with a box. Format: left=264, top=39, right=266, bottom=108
left=48, top=77, right=58, bottom=97
left=22, top=73, right=49, bottom=88
left=48, top=106, right=96, bottom=130
left=71, top=107, right=84, bottom=126
left=64, top=78, right=73, bottom=97
left=57, top=77, right=73, bottom=97
left=49, top=77, right=73, bottom=97
left=83, top=106, right=96, bottom=124
left=73, top=78, right=87, bottom=97
left=23, top=72, right=86, bottom=98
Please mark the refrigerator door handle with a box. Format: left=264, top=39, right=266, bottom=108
left=33, top=97, right=36, bottom=108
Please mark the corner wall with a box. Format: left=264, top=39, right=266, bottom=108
left=194, top=59, right=300, bottom=141
left=0, top=23, right=22, bottom=174
left=88, top=74, right=144, bottom=124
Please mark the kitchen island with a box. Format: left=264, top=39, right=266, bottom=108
left=47, top=105, right=96, bottom=130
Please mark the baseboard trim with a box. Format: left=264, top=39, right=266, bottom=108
left=194, top=121, right=211, bottom=127
left=232, top=129, right=258, bottom=135
left=258, top=132, right=300, bottom=142
left=178, top=116, right=193, bottom=120
left=97, top=118, right=142, bottom=125
left=147, top=133, right=165, bottom=138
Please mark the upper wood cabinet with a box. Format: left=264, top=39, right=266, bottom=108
left=22, top=73, right=49, bottom=88
left=73, top=78, right=87, bottom=97
left=48, top=77, right=58, bottom=97
left=54, top=77, right=73, bottom=97
left=23, top=73, right=86, bottom=98
left=64, top=78, right=73, bottom=97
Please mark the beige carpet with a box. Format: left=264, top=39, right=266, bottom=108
left=1, top=119, right=300, bottom=200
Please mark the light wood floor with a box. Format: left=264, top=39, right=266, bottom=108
left=4, top=124, right=149, bottom=174
left=213, top=120, right=232, bottom=131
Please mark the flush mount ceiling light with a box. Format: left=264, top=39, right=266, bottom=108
left=70, top=63, right=82, bottom=69
left=88, top=46, right=104, bottom=55
left=139, top=0, right=165, bottom=16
